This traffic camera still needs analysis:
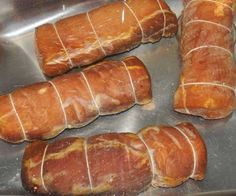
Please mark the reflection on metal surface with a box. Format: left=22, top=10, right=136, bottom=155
left=0, top=39, right=46, bottom=94
left=3, top=12, right=65, bottom=38
left=0, top=0, right=236, bottom=195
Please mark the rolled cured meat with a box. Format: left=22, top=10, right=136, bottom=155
left=36, top=0, right=178, bottom=77
left=174, top=0, right=236, bottom=119
left=0, top=56, right=152, bottom=143
left=21, top=122, right=207, bottom=195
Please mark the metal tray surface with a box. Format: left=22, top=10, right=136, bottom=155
left=0, top=0, right=235, bottom=195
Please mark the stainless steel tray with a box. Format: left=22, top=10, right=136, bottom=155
left=0, top=0, right=235, bottom=195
